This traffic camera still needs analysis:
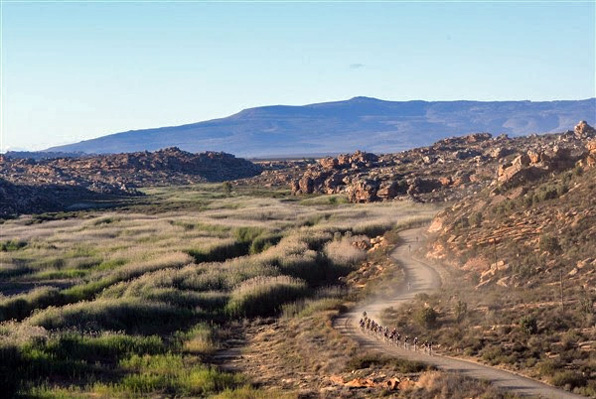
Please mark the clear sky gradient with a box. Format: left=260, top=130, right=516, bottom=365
left=1, top=1, right=595, bottom=151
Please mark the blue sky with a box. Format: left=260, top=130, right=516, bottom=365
left=1, top=1, right=595, bottom=151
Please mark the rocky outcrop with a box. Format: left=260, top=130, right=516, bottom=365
left=574, top=120, right=596, bottom=139
left=0, top=178, right=115, bottom=218
left=579, top=138, right=596, bottom=168
left=347, top=179, right=380, bottom=203
left=288, top=133, right=518, bottom=203
left=0, top=147, right=262, bottom=192
left=0, top=148, right=263, bottom=216
left=251, top=122, right=596, bottom=204
left=497, top=129, right=590, bottom=188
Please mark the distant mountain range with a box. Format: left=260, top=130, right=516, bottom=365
left=46, top=97, right=596, bottom=158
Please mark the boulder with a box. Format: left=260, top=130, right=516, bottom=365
left=407, top=177, right=442, bottom=195
left=377, top=181, right=399, bottom=200
left=319, top=157, right=338, bottom=169
left=527, top=150, right=541, bottom=164
left=513, top=153, right=531, bottom=167
left=488, top=147, right=514, bottom=160
left=574, top=120, right=596, bottom=139
left=438, top=176, right=452, bottom=186
left=347, top=179, right=380, bottom=202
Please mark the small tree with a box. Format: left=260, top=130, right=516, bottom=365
left=539, top=234, right=561, bottom=254
left=520, top=315, right=538, bottom=334
left=454, top=299, right=468, bottom=323
left=416, top=307, right=439, bottom=329
left=222, top=181, right=232, bottom=196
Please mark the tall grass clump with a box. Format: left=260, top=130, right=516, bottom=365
left=0, top=287, right=63, bottom=322
left=226, top=276, right=308, bottom=318
left=0, top=239, right=28, bottom=251
left=62, top=252, right=192, bottom=302
left=352, top=220, right=395, bottom=237
left=119, top=354, right=241, bottom=396
left=324, top=236, right=366, bottom=267
left=249, top=232, right=282, bottom=254
left=210, top=385, right=299, bottom=399
left=27, top=298, right=193, bottom=334
left=42, top=332, right=166, bottom=361
left=178, top=323, right=219, bottom=355
left=187, top=239, right=250, bottom=264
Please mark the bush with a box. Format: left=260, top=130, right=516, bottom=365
left=0, top=287, right=64, bottom=322
left=346, top=354, right=428, bottom=373
left=28, top=298, right=194, bottom=334
left=454, top=299, right=468, bottom=323
left=249, top=233, right=282, bottom=254
left=39, top=332, right=165, bottom=362
left=188, top=240, right=250, bottom=263
left=519, top=315, right=538, bottom=335
left=551, top=370, right=586, bottom=389
left=233, top=227, right=265, bottom=244
left=0, top=239, right=27, bottom=252
left=416, top=307, right=439, bottom=329
left=468, top=212, right=482, bottom=227
left=120, top=354, right=241, bottom=395
left=226, top=276, right=308, bottom=318
left=210, top=385, right=298, bottom=399
left=180, top=323, right=219, bottom=355
left=539, top=235, right=561, bottom=254
left=324, top=238, right=366, bottom=267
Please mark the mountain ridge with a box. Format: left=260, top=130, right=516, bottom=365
left=45, top=97, right=596, bottom=157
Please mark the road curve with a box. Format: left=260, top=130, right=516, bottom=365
left=334, top=227, right=586, bottom=399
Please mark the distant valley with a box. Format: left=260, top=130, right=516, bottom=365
left=45, top=97, right=596, bottom=158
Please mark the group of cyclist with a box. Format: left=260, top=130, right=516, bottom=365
left=358, top=311, right=433, bottom=356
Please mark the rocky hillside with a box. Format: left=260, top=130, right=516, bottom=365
left=0, top=179, right=121, bottom=218
left=414, top=122, right=596, bottom=395
left=257, top=121, right=593, bottom=204
left=1, top=147, right=261, bottom=189
left=0, top=147, right=262, bottom=217
left=427, top=121, right=596, bottom=289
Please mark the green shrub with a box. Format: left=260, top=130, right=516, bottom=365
left=119, top=354, right=241, bottom=395
left=416, top=307, right=439, bottom=329
left=233, top=227, right=265, bottom=243
left=519, top=315, right=538, bottom=334
left=468, top=212, right=483, bottom=227
left=187, top=241, right=250, bottom=264
left=551, top=370, right=586, bottom=389
left=210, top=385, right=298, bottom=399
left=346, top=354, right=428, bottom=373
left=539, top=235, right=561, bottom=254
left=226, top=276, right=308, bottom=318
left=249, top=233, right=282, bottom=254
left=0, top=239, right=27, bottom=252
left=454, top=299, right=468, bottom=323
left=28, top=298, right=194, bottom=334
left=42, top=332, right=166, bottom=361
left=0, top=287, right=64, bottom=322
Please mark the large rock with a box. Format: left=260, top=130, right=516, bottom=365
left=407, top=177, right=442, bottom=195
left=574, top=121, right=596, bottom=139
left=319, top=157, right=338, bottom=169
left=488, top=147, right=514, bottom=160
left=377, top=181, right=399, bottom=200
left=347, top=179, right=380, bottom=202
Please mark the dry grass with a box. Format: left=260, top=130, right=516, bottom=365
left=0, top=185, right=444, bottom=398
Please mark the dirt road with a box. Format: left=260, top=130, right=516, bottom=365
left=334, top=227, right=586, bottom=399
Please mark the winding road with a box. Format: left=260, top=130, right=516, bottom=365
left=334, top=227, right=586, bottom=399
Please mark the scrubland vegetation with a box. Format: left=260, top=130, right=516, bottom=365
left=0, top=183, right=440, bottom=398
left=383, top=166, right=596, bottom=397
